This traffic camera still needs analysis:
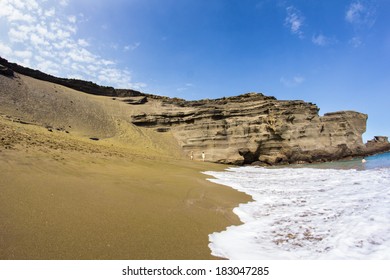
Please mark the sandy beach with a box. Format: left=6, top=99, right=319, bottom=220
left=0, top=115, right=250, bottom=259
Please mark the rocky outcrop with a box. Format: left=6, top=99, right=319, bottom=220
left=0, top=57, right=142, bottom=97
left=364, top=136, right=390, bottom=156
left=131, top=93, right=377, bottom=165
left=122, top=96, right=148, bottom=105
left=0, top=64, right=14, bottom=77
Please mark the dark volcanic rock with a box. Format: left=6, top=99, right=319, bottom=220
left=123, top=96, right=148, bottom=105
left=0, top=56, right=144, bottom=97
left=0, top=64, right=14, bottom=77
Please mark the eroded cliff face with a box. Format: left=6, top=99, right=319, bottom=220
left=131, top=93, right=368, bottom=165
left=2, top=58, right=387, bottom=165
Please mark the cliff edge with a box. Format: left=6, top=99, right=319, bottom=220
left=132, top=93, right=384, bottom=164
left=1, top=57, right=389, bottom=164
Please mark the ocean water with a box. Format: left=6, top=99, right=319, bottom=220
left=204, top=152, right=390, bottom=259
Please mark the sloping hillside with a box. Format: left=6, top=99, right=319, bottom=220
left=0, top=68, right=249, bottom=260
left=0, top=71, right=183, bottom=159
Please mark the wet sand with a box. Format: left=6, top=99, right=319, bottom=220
left=0, top=116, right=250, bottom=259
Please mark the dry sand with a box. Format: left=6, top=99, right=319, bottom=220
left=0, top=114, right=250, bottom=259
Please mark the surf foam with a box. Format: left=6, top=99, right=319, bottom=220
left=205, top=165, right=390, bottom=259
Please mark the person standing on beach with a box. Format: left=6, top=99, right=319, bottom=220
left=190, top=151, right=194, bottom=160
left=202, top=152, right=205, bottom=162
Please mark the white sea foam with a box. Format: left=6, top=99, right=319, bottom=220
left=205, top=165, right=390, bottom=259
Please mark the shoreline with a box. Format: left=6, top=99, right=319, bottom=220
left=2, top=113, right=388, bottom=260
left=205, top=154, right=390, bottom=260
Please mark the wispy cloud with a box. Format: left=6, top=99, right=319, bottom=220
left=349, top=36, right=363, bottom=48
left=345, top=1, right=376, bottom=27
left=177, top=83, right=194, bottom=92
left=285, top=6, right=305, bottom=38
left=280, top=75, right=305, bottom=87
left=345, top=1, right=376, bottom=48
left=59, top=0, right=69, bottom=7
left=124, top=42, right=141, bottom=52
left=0, top=42, right=12, bottom=57
left=312, top=33, right=337, bottom=47
left=0, top=0, right=145, bottom=90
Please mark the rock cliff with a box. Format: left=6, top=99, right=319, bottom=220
left=2, top=56, right=389, bottom=164
left=131, top=93, right=372, bottom=165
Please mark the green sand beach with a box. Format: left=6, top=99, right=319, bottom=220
left=0, top=115, right=250, bottom=259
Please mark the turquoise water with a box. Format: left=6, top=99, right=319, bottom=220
left=365, top=152, right=390, bottom=170
left=290, top=152, right=390, bottom=171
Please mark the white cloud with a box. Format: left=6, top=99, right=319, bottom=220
left=280, top=75, right=305, bottom=87
left=68, top=48, right=97, bottom=64
left=176, top=83, right=194, bottom=92
left=87, top=64, right=99, bottom=72
left=346, top=2, right=364, bottom=23
left=39, top=49, right=56, bottom=59
left=0, top=3, right=36, bottom=23
left=345, top=1, right=376, bottom=48
left=77, top=39, right=89, bottom=47
left=312, top=33, right=337, bottom=47
left=14, top=50, right=33, bottom=59
left=130, top=82, right=147, bottom=90
left=37, top=60, right=60, bottom=75
left=349, top=36, right=363, bottom=48
left=97, top=68, right=145, bottom=89
left=24, top=0, right=40, bottom=11
left=0, top=0, right=146, bottom=89
left=30, top=33, right=50, bottom=47
left=59, top=0, right=69, bottom=7
left=345, top=1, right=376, bottom=27
left=100, top=59, right=115, bottom=66
left=68, top=15, right=76, bottom=23
left=55, top=29, right=72, bottom=40
left=0, top=42, right=12, bottom=57
left=285, top=6, right=304, bottom=38
left=124, top=42, right=141, bottom=52
left=44, top=8, right=55, bottom=17
left=11, top=0, right=26, bottom=10
left=8, top=27, right=30, bottom=42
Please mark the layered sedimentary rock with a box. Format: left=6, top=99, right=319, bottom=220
left=131, top=93, right=371, bottom=164
left=2, top=56, right=388, bottom=164
left=365, top=136, right=390, bottom=156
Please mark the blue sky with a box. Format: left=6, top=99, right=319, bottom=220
left=0, top=0, right=389, bottom=141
